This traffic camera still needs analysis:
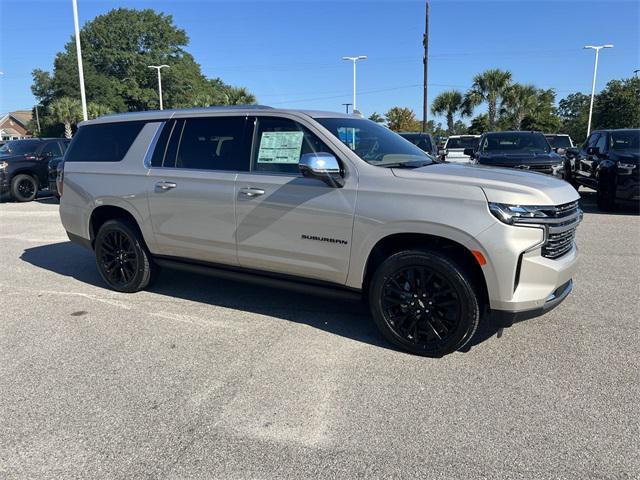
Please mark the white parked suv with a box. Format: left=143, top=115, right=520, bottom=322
left=441, top=135, right=481, bottom=163
left=59, top=107, right=581, bottom=356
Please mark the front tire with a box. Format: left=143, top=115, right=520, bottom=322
left=596, top=175, right=616, bottom=211
left=95, top=219, right=157, bottom=293
left=10, top=174, right=38, bottom=202
left=369, top=250, right=480, bottom=357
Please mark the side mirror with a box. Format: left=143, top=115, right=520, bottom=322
left=299, top=153, right=344, bottom=188
left=586, top=146, right=599, bottom=156
left=463, top=148, right=475, bottom=157
left=565, top=147, right=578, bottom=158
left=438, top=148, right=447, bottom=156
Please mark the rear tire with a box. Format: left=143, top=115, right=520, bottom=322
left=10, top=174, right=38, bottom=202
left=94, top=219, right=157, bottom=293
left=369, top=250, right=480, bottom=357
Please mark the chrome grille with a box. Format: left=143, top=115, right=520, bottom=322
left=541, top=201, right=581, bottom=259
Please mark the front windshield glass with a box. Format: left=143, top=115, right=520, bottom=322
left=316, top=118, right=435, bottom=167
left=610, top=130, right=640, bottom=151
left=481, top=133, right=551, bottom=153
left=0, top=140, right=39, bottom=156
left=545, top=135, right=572, bottom=149
left=445, top=137, right=480, bottom=149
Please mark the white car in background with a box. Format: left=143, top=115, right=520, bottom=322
left=440, top=135, right=481, bottom=163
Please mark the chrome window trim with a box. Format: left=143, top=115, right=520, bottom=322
left=142, top=122, right=165, bottom=169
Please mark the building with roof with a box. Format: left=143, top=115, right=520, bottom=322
left=0, top=110, right=33, bottom=140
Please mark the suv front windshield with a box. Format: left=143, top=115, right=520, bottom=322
left=481, top=132, right=551, bottom=154
left=316, top=118, right=435, bottom=167
left=445, top=137, right=480, bottom=149
left=610, top=130, right=640, bottom=151
left=0, top=140, right=39, bottom=156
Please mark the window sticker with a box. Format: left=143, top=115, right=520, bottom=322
left=257, top=131, right=304, bottom=164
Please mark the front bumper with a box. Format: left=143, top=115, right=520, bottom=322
left=0, top=170, right=9, bottom=192
left=476, top=199, right=581, bottom=325
left=491, top=280, right=573, bottom=327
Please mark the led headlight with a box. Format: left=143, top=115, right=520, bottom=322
left=488, top=203, right=550, bottom=225
left=617, top=161, right=637, bottom=175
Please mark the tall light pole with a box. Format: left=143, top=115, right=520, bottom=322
left=148, top=65, right=170, bottom=110
left=422, top=0, right=430, bottom=133
left=342, top=56, right=367, bottom=113
left=584, top=44, right=613, bottom=137
left=71, top=0, right=88, bottom=121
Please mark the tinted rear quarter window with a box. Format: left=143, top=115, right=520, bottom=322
left=65, top=121, right=145, bottom=162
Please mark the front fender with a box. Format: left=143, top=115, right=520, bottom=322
left=345, top=220, right=495, bottom=290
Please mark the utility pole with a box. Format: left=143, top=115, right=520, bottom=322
left=342, top=103, right=352, bottom=114
left=34, top=106, right=41, bottom=134
left=148, top=65, right=170, bottom=110
left=583, top=44, right=613, bottom=137
left=422, top=0, right=430, bottom=133
left=71, top=0, right=88, bottom=121
left=342, top=56, right=367, bottom=112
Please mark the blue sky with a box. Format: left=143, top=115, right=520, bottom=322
left=1, top=0, right=638, bottom=125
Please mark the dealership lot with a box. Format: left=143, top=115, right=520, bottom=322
left=0, top=193, right=638, bottom=479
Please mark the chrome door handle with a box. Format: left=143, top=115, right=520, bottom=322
left=239, top=188, right=265, bottom=198
left=155, top=181, right=177, bottom=191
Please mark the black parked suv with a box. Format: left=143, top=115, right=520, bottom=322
left=48, top=156, right=65, bottom=198
left=465, top=131, right=564, bottom=177
left=568, top=129, right=639, bottom=210
left=0, top=138, right=70, bottom=201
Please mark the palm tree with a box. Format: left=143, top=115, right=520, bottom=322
left=368, top=112, right=385, bottom=123
left=221, top=86, right=256, bottom=105
left=48, top=97, right=82, bottom=138
left=501, top=84, right=539, bottom=130
left=430, top=90, right=471, bottom=134
left=87, top=102, right=112, bottom=120
left=464, top=69, right=512, bottom=130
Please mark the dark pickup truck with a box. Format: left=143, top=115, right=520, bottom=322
left=465, top=131, right=565, bottom=178
left=0, top=138, right=70, bottom=201
left=567, top=129, right=639, bottom=210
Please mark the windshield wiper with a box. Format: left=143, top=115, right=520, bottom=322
left=380, top=161, right=433, bottom=169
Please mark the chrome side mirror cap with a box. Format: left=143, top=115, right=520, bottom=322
left=299, top=153, right=344, bottom=187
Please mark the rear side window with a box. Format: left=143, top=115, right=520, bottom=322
left=156, top=117, right=249, bottom=171
left=65, top=121, right=145, bottom=162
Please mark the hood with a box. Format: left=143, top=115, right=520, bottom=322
left=610, top=151, right=640, bottom=163
left=0, top=154, right=29, bottom=163
left=477, top=152, right=562, bottom=165
left=392, top=163, right=579, bottom=206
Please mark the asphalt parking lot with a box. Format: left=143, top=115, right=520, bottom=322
left=0, top=191, right=638, bottom=479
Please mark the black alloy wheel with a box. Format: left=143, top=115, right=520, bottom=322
left=99, top=230, right=139, bottom=287
left=369, top=250, right=480, bottom=357
left=11, top=174, right=38, bottom=202
left=382, top=266, right=461, bottom=345
left=95, top=219, right=156, bottom=293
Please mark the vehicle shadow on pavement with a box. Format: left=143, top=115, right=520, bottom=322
left=578, top=189, right=640, bottom=216
left=20, top=241, right=499, bottom=355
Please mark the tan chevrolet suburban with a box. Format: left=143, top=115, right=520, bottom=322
left=59, top=106, right=582, bottom=356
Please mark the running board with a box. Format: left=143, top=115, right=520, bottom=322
left=154, top=257, right=362, bottom=302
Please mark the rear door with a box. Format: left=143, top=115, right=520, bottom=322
left=146, top=115, right=250, bottom=265
left=234, top=115, right=357, bottom=285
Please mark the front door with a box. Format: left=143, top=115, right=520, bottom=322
left=235, top=116, right=357, bottom=285
left=146, top=115, right=250, bottom=266
left=577, top=132, right=602, bottom=186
